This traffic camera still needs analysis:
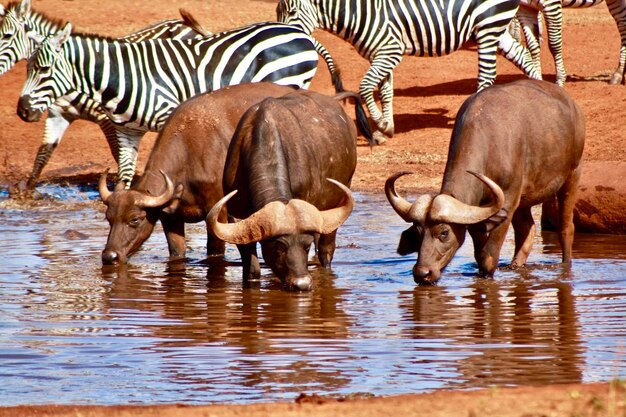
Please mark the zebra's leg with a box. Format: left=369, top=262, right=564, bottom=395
left=26, top=111, right=74, bottom=189
left=496, top=31, right=542, bottom=88
left=606, top=0, right=626, bottom=85
left=516, top=7, right=543, bottom=74
left=378, top=73, right=395, bottom=138
left=97, top=118, right=120, bottom=165
left=538, top=0, right=567, bottom=86
left=476, top=39, right=500, bottom=91
left=359, top=49, right=402, bottom=141
left=115, top=129, right=145, bottom=188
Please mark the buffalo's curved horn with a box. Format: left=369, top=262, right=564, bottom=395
left=207, top=179, right=354, bottom=245
left=429, top=171, right=505, bottom=224
left=98, top=168, right=112, bottom=204
left=385, top=171, right=433, bottom=224
left=134, top=170, right=175, bottom=208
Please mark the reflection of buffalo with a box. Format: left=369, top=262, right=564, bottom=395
left=386, top=80, right=585, bottom=284
left=208, top=89, right=368, bottom=291
left=99, top=83, right=295, bottom=264
left=399, top=276, right=583, bottom=388
left=101, top=263, right=352, bottom=392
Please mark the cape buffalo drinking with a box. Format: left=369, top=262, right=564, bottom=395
left=206, top=89, right=368, bottom=291
left=98, top=83, right=296, bottom=265
left=385, top=79, right=586, bottom=284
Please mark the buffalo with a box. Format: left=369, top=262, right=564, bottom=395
left=206, top=89, right=369, bottom=291
left=385, top=79, right=586, bottom=284
left=98, top=82, right=296, bottom=264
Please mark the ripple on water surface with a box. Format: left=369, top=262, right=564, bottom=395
left=0, top=190, right=625, bottom=404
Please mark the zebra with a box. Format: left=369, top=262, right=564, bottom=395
left=0, top=0, right=211, bottom=191
left=17, top=21, right=319, bottom=185
left=276, top=0, right=542, bottom=142
left=514, top=0, right=626, bottom=86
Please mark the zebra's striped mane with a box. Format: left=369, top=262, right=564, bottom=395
left=5, top=1, right=67, bottom=32
left=67, top=29, right=117, bottom=42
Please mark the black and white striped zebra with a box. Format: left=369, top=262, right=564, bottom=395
left=17, top=20, right=318, bottom=186
left=0, top=0, right=210, bottom=190
left=276, top=0, right=542, bottom=141
left=515, top=0, right=626, bottom=86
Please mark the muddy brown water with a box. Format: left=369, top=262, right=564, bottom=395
left=0, top=187, right=625, bottom=405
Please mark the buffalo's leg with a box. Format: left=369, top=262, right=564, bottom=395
left=237, top=243, right=261, bottom=282
left=205, top=214, right=226, bottom=257
left=316, top=230, right=337, bottom=268
left=556, top=170, right=580, bottom=264
left=206, top=236, right=225, bottom=257
left=510, top=206, right=536, bottom=268
left=161, top=217, right=186, bottom=260
left=473, top=218, right=512, bottom=276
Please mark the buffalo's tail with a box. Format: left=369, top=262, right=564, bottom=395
left=334, top=89, right=374, bottom=146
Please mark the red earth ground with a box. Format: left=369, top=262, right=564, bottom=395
left=0, top=0, right=625, bottom=415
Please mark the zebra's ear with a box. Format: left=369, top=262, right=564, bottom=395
left=0, top=4, right=5, bottom=18
left=50, top=22, right=72, bottom=50
left=27, top=30, right=45, bottom=44
left=18, top=0, right=31, bottom=18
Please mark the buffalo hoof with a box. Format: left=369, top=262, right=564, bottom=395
left=285, top=276, right=313, bottom=291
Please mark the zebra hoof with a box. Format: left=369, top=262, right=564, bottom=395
left=609, top=72, right=624, bottom=85
left=374, top=121, right=394, bottom=139
left=372, top=131, right=387, bottom=145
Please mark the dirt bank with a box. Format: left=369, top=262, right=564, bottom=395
left=1, top=382, right=625, bottom=417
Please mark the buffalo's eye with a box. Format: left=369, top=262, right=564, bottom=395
left=128, top=217, right=141, bottom=227
left=439, top=228, right=449, bottom=241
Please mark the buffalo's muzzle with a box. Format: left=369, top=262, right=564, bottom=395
left=17, top=96, right=43, bottom=122
left=412, top=264, right=440, bottom=285
left=102, top=250, right=121, bottom=265
left=285, top=275, right=313, bottom=291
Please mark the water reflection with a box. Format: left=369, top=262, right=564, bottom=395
left=98, top=261, right=353, bottom=397
left=0, top=192, right=625, bottom=405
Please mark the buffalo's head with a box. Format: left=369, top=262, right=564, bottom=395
left=99, top=170, right=181, bottom=264
left=207, top=179, right=353, bottom=291
left=385, top=171, right=506, bottom=285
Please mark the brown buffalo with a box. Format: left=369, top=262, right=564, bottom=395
left=98, top=82, right=296, bottom=264
left=206, top=89, right=368, bottom=291
left=385, top=79, right=586, bottom=284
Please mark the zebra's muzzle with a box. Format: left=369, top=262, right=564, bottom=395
left=17, top=96, right=44, bottom=122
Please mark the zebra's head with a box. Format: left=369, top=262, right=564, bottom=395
left=0, top=0, right=34, bottom=75
left=276, top=0, right=320, bottom=35
left=18, top=22, right=73, bottom=122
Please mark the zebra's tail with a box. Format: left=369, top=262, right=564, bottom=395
left=331, top=66, right=345, bottom=95
left=179, top=9, right=211, bottom=37
left=314, top=39, right=373, bottom=145
left=334, top=89, right=374, bottom=146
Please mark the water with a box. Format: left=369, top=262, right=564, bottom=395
left=0, top=189, right=625, bottom=405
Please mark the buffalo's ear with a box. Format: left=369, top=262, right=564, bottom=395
left=162, top=184, right=184, bottom=214
left=397, top=226, right=421, bottom=255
